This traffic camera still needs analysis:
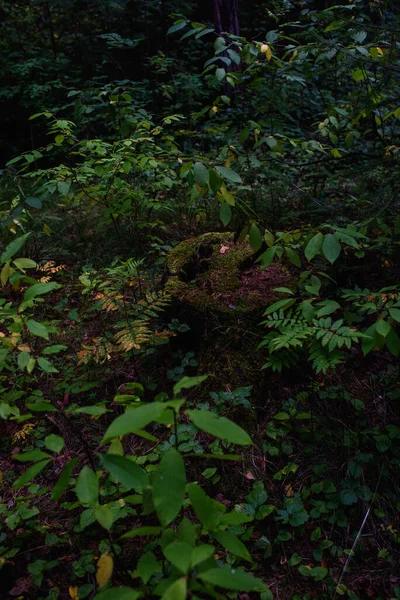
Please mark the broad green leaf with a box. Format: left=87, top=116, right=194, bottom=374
left=178, top=518, right=197, bottom=547
left=322, top=234, right=341, bottom=264
left=249, top=224, right=262, bottom=252
left=37, top=356, right=59, bottom=373
left=312, top=566, right=328, bottom=580
left=94, top=588, right=140, bottom=600
left=187, top=483, right=225, bottom=529
left=173, top=375, right=208, bottom=396
left=316, top=301, right=340, bottom=317
left=389, top=307, right=400, bottom=323
left=216, top=68, right=226, bottom=81
left=199, top=567, right=266, bottom=591
left=51, top=458, right=78, bottom=501
left=227, top=49, right=241, bottom=64
left=386, top=327, right=400, bottom=357
left=362, top=323, right=378, bottom=356
left=74, top=405, right=109, bottom=416
left=285, top=247, right=301, bottom=268
left=13, top=460, right=50, bottom=489
left=193, top=162, right=209, bottom=187
left=161, top=577, right=187, bottom=600
left=209, top=168, right=222, bottom=193
left=14, top=449, right=51, bottom=462
left=257, top=247, right=275, bottom=267
left=137, top=551, right=161, bottom=584
left=24, top=282, right=61, bottom=303
left=27, top=320, right=49, bottom=339
left=13, top=258, right=37, bottom=270
left=187, top=410, right=252, bottom=446
left=75, top=466, right=99, bottom=506
left=100, top=454, right=147, bottom=492
left=167, top=21, right=187, bottom=35
left=103, top=402, right=166, bottom=441
left=42, top=345, right=67, bottom=354
left=164, top=541, right=193, bottom=574
left=212, top=531, right=252, bottom=562
left=45, top=434, right=64, bottom=453
left=18, top=350, right=30, bottom=371
left=220, top=203, right=232, bottom=226
left=25, top=197, right=42, bottom=209
left=121, top=526, right=163, bottom=539
left=95, top=506, right=114, bottom=530
left=376, top=319, right=391, bottom=337
left=215, top=166, right=242, bottom=184
left=192, top=544, right=215, bottom=567
left=152, top=449, right=186, bottom=526
left=0, top=233, right=30, bottom=263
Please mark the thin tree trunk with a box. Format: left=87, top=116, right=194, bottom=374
left=213, top=0, right=240, bottom=35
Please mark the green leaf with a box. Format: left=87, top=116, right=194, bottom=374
left=121, top=526, right=163, bottom=539
left=316, top=301, right=340, bottom=317
left=103, top=402, right=166, bottom=441
left=25, top=197, right=42, bottom=209
left=18, top=350, right=30, bottom=371
left=24, top=282, right=61, bottom=303
left=187, top=483, right=225, bottom=529
left=362, top=324, right=378, bottom=356
left=173, top=375, right=208, bottom=396
left=187, top=410, right=252, bottom=446
left=137, top=552, right=161, bottom=584
left=192, top=544, right=215, bottom=567
left=95, top=506, right=114, bottom=530
left=13, top=460, right=50, bottom=489
left=13, top=258, right=37, bottom=270
left=227, top=49, right=240, bottom=64
left=51, top=458, right=78, bottom=501
left=249, top=224, right=262, bottom=252
left=75, top=466, right=99, bottom=506
left=220, top=203, right=232, bottom=226
left=216, top=68, right=226, bottom=81
left=152, top=449, right=186, bottom=526
left=385, top=327, right=400, bottom=357
left=322, top=234, right=341, bottom=264
left=94, top=588, right=140, bottom=600
left=193, top=162, right=209, bottom=187
left=376, top=319, right=391, bottom=337
left=209, top=169, right=222, bottom=193
left=212, top=531, right=252, bottom=562
left=161, top=578, right=187, bottom=600
left=37, top=357, right=59, bottom=373
left=215, top=166, right=242, bottom=184
left=285, top=247, right=301, bottom=268
left=45, top=434, right=64, bottom=454
left=26, top=320, right=49, bottom=340
left=164, top=541, right=193, bottom=574
left=100, top=454, right=147, bottom=492
left=263, top=298, right=296, bottom=315
left=312, top=566, right=328, bottom=580
left=167, top=21, right=187, bottom=35
left=199, top=567, right=266, bottom=591
left=1, top=233, right=30, bottom=263
left=14, top=449, right=52, bottom=462
left=389, top=308, right=400, bottom=323
left=42, top=345, right=68, bottom=354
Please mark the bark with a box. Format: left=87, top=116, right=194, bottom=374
left=213, top=0, right=240, bottom=35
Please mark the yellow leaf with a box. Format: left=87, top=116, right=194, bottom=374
left=260, top=43, right=272, bottom=61
left=69, top=586, right=79, bottom=599
left=212, top=106, right=218, bottom=113
left=96, top=552, right=114, bottom=588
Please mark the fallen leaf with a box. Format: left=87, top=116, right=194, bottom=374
left=245, top=471, right=255, bottom=480
left=69, top=586, right=79, bottom=600
left=220, top=245, right=230, bottom=254
left=96, top=552, right=114, bottom=588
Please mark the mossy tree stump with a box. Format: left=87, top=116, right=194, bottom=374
left=166, top=232, right=292, bottom=398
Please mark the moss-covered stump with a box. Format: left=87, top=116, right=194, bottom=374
left=166, top=233, right=292, bottom=401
